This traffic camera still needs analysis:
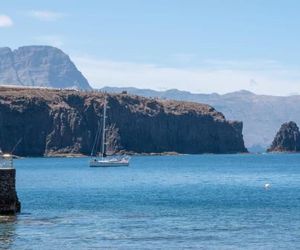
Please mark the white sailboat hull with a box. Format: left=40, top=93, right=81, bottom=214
left=89, top=158, right=130, bottom=167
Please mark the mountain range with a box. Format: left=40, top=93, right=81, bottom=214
left=0, top=45, right=298, bottom=152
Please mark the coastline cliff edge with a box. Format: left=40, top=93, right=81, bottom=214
left=0, top=87, right=247, bottom=156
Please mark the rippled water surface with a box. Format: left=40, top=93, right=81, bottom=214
left=1, top=154, right=300, bottom=249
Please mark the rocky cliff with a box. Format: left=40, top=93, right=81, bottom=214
left=102, top=87, right=300, bottom=152
left=0, top=87, right=247, bottom=156
left=0, top=46, right=91, bottom=90
left=267, top=121, right=300, bottom=152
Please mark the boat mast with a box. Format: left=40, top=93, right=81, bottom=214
left=101, top=96, right=107, bottom=159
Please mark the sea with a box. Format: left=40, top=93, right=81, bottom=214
left=0, top=154, right=300, bottom=249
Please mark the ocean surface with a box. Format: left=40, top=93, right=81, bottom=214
left=0, top=154, right=300, bottom=249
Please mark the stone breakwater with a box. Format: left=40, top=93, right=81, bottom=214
left=0, top=87, right=247, bottom=156
left=0, top=168, right=21, bottom=215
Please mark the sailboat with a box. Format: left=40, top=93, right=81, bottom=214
left=89, top=96, right=130, bottom=167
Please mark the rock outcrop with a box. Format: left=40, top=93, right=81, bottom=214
left=267, top=121, right=300, bottom=152
left=0, top=46, right=91, bottom=90
left=0, top=87, right=247, bottom=156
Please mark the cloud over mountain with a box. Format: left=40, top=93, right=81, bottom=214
left=0, top=15, right=13, bottom=27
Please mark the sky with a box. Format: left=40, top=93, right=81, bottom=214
left=1, top=0, right=300, bottom=95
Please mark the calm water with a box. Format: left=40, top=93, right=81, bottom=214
left=0, top=154, right=300, bottom=249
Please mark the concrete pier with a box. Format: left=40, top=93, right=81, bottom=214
left=0, top=156, right=21, bottom=215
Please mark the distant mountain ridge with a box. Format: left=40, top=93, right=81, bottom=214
left=102, top=87, right=300, bottom=152
left=0, top=46, right=91, bottom=90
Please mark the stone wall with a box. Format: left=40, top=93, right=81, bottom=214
left=0, top=169, right=21, bottom=215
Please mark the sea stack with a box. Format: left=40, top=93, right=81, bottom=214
left=267, top=121, right=300, bottom=152
left=0, top=155, right=21, bottom=215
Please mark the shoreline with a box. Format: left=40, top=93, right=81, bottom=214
left=13, top=150, right=300, bottom=159
left=12, top=151, right=279, bottom=158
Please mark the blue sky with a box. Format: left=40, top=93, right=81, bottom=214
left=1, top=0, right=300, bottom=95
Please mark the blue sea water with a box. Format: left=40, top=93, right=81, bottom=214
left=0, top=154, right=300, bottom=249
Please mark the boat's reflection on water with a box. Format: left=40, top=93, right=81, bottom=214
left=0, top=216, right=17, bottom=249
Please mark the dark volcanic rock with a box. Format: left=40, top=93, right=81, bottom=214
left=0, top=46, right=91, bottom=90
left=0, top=87, right=247, bottom=156
left=102, top=87, right=300, bottom=152
left=267, top=121, right=300, bottom=152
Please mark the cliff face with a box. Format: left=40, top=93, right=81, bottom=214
left=0, top=46, right=91, bottom=90
left=268, top=121, right=300, bottom=152
left=0, top=87, right=247, bottom=156
left=102, top=87, right=300, bottom=152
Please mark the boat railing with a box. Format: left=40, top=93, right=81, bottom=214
left=0, top=154, right=14, bottom=169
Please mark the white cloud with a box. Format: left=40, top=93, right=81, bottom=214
left=29, top=10, right=64, bottom=21
left=73, top=55, right=300, bottom=96
left=34, top=35, right=64, bottom=47
left=0, top=15, right=13, bottom=27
